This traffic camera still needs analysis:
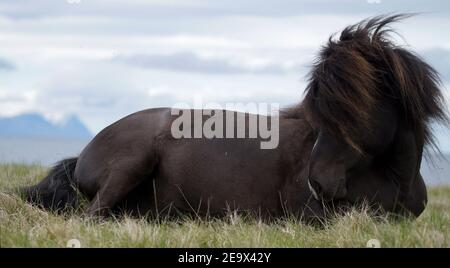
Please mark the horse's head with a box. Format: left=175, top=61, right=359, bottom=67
left=307, top=103, right=398, bottom=201
left=303, top=15, right=448, bottom=202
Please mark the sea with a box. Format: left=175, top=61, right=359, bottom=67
left=0, top=137, right=448, bottom=186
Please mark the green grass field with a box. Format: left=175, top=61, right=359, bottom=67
left=0, top=164, right=449, bottom=248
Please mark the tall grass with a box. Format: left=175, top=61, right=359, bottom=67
left=0, top=164, right=448, bottom=248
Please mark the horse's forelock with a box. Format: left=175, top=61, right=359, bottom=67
left=303, top=14, right=449, bottom=152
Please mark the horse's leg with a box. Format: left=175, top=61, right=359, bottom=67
left=86, top=177, right=137, bottom=217
left=85, top=158, right=156, bottom=217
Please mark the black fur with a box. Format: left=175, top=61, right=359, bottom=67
left=22, top=157, right=79, bottom=212
left=300, top=14, right=448, bottom=153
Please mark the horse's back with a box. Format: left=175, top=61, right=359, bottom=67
left=73, top=107, right=312, bottom=218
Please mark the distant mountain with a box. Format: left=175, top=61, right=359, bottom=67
left=0, top=113, right=92, bottom=139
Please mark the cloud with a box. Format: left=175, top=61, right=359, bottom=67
left=422, top=48, right=450, bottom=82
left=113, top=52, right=301, bottom=75
left=0, top=58, right=15, bottom=70
left=1, top=0, right=449, bottom=19
left=0, top=0, right=449, bottom=143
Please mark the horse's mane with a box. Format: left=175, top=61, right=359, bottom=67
left=290, top=14, right=448, bottom=152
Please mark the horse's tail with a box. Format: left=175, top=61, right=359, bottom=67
left=21, top=157, right=80, bottom=212
left=304, top=14, right=448, bottom=152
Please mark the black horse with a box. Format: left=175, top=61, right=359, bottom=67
left=22, top=15, right=448, bottom=222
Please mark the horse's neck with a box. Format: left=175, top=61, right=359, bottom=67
left=278, top=119, right=316, bottom=184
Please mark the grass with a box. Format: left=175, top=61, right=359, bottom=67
left=0, top=163, right=449, bottom=248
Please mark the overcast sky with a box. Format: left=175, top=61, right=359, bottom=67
left=0, top=0, right=449, bottom=151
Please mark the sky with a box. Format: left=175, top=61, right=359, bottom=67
left=0, top=0, right=449, bottom=151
